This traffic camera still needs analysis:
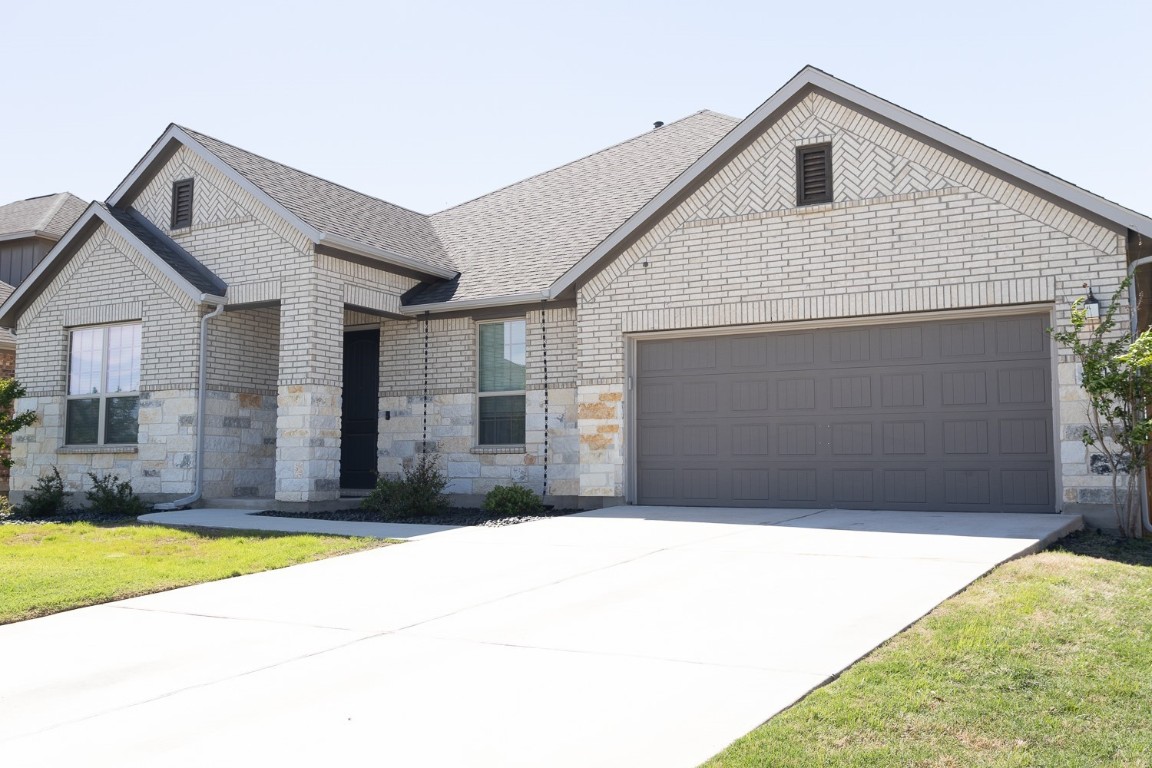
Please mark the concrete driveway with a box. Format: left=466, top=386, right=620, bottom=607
left=0, top=506, right=1077, bottom=767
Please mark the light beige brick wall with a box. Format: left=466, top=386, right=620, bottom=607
left=577, top=93, right=1128, bottom=507
left=11, top=224, right=202, bottom=499
left=131, top=146, right=313, bottom=284
left=377, top=307, right=580, bottom=498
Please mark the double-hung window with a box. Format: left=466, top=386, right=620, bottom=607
left=66, top=324, right=141, bottom=445
left=477, top=319, right=526, bottom=445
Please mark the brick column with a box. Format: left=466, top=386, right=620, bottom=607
left=275, top=279, right=343, bottom=502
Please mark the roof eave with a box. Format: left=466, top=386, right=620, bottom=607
left=0, top=204, right=225, bottom=329
left=317, top=233, right=458, bottom=280
left=0, top=230, right=54, bottom=244
left=547, top=65, right=1152, bottom=299
left=399, top=291, right=549, bottom=315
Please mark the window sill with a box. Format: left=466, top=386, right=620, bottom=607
left=470, top=445, right=526, bottom=455
left=59, top=445, right=139, bottom=454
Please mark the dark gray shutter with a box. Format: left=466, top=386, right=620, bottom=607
left=171, top=179, right=194, bottom=228
left=796, top=144, right=832, bottom=205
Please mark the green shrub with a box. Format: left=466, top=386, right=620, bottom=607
left=361, top=452, right=449, bottom=519
left=18, top=467, right=69, bottom=519
left=85, top=472, right=147, bottom=518
left=483, top=484, right=543, bottom=517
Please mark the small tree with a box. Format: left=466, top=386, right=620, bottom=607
left=0, top=378, right=38, bottom=469
left=1049, top=280, right=1151, bottom=537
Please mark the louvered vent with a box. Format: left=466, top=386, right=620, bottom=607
left=171, top=179, right=194, bottom=228
left=796, top=144, right=832, bottom=205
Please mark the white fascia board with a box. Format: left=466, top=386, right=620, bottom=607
left=107, top=125, right=323, bottom=243
left=0, top=230, right=52, bottom=243
left=318, top=232, right=458, bottom=280
left=547, top=65, right=1152, bottom=299
left=0, top=202, right=103, bottom=326
left=398, top=291, right=549, bottom=315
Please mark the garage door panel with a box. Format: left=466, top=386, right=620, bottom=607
left=636, top=313, right=1055, bottom=512
left=777, top=468, right=818, bottom=502
left=831, top=376, right=872, bottom=408
left=832, top=469, right=874, bottom=503
left=776, top=423, right=817, bottom=455
left=882, top=421, right=927, bottom=454
left=884, top=469, right=929, bottom=504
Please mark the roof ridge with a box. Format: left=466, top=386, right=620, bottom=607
left=36, top=193, right=70, bottom=231
left=431, top=110, right=738, bottom=217
left=175, top=125, right=433, bottom=219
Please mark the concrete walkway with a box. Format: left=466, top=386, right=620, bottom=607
left=138, top=507, right=457, bottom=539
left=0, top=506, right=1080, bottom=767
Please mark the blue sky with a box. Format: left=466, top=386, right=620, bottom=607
left=4, top=0, right=1150, bottom=216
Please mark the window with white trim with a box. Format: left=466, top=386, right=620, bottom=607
left=477, top=319, right=526, bottom=445
left=66, top=324, right=141, bottom=445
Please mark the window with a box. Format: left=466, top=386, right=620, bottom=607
left=796, top=143, right=832, bottom=205
left=66, top=324, right=141, bottom=445
left=171, top=179, right=194, bottom=228
left=477, top=319, right=526, bottom=445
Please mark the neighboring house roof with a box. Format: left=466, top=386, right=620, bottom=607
left=0, top=192, right=88, bottom=243
left=412, top=110, right=740, bottom=306
left=0, top=204, right=226, bottom=327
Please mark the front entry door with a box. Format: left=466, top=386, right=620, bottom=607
left=341, top=329, right=380, bottom=490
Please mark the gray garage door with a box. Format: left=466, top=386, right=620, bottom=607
left=635, top=314, right=1054, bottom=513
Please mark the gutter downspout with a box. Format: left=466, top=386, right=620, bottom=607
left=153, top=303, right=225, bottom=511
left=1127, top=255, right=1152, bottom=535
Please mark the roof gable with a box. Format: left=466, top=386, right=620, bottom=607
left=108, top=125, right=456, bottom=280
left=0, top=203, right=226, bottom=327
left=544, top=66, right=1152, bottom=301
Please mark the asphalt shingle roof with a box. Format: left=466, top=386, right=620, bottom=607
left=179, top=127, right=453, bottom=274
left=0, top=192, right=87, bottom=240
left=418, top=110, right=739, bottom=305
left=106, top=206, right=227, bottom=296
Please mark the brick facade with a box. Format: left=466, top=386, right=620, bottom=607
left=2, top=87, right=1136, bottom=526
left=575, top=93, right=1126, bottom=519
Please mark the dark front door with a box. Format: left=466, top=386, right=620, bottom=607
left=341, top=329, right=380, bottom=490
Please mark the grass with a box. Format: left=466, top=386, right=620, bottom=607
left=0, top=519, right=389, bottom=624
left=704, top=530, right=1152, bottom=767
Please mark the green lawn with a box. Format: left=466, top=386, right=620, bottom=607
left=0, top=520, right=389, bottom=624
left=704, top=531, right=1152, bottom=767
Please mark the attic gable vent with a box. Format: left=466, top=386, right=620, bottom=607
left=171, top=179, right=194, bottom=229
left=796, top=144, right=832, bottom=206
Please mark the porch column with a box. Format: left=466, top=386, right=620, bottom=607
left=275, top=279, right=343, bottom=502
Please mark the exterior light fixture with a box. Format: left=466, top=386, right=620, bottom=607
left=1084, top=284, right=1100, bottom=319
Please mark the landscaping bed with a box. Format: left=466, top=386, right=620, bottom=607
left=254, top=507, right=580, bottom=527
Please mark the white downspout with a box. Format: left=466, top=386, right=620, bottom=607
left=153, top=303, right=225, bottom=511
left=1126, top=255, right=1152, bottom=535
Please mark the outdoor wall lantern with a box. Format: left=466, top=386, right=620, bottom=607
left=1084, top=284, right=1101, bottom=319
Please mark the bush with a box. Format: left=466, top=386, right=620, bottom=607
left=18, top=467, right=69, bottom=519
left=361, top=452, right=448, bottom=519
left=85, top=472, right=147, bottom=518
left=483, top=484, right=543, bottom=517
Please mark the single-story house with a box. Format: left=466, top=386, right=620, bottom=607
left=2, top=66, right=1150, bottom=529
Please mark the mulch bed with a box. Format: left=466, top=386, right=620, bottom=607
left=254, top=507, right=579, bottom=527
left=0, top=508, right=134, bottom=526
